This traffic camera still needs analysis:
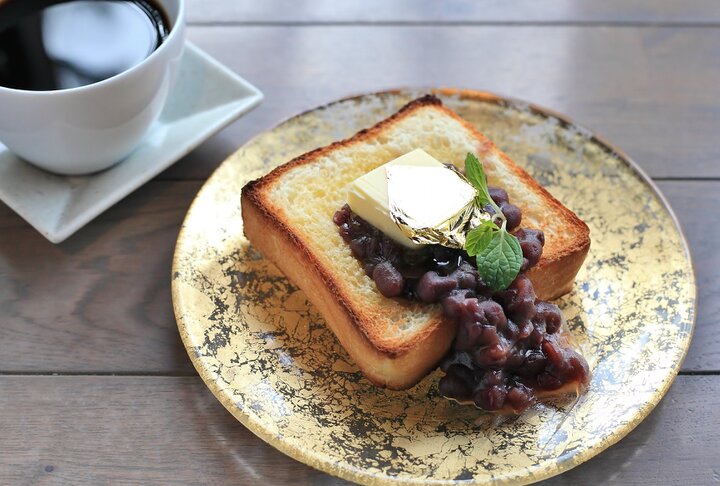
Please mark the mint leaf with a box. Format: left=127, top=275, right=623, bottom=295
left=474, top=228, right=523, bottom=291
left=463, top=152, right=520, bottom=290
left=464, top=153, right=492, bottom=207
left=465, top=219, right=497, bottom=256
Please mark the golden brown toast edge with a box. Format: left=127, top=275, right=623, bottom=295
left=425, top=92, right=591, bottom=300
left=241, top=94, right=590, bottom=389
left=242, top=195, right=455, bottom=390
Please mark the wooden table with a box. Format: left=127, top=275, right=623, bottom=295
left=2, top=1, right=718, bottom=484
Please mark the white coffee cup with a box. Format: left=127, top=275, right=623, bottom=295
left=0, top=0, right=186, bottom=175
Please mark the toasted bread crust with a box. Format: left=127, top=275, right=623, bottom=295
left=242, top=94, right=589, bottom=389
left=242, top=192, right=455, bottom=389
left=243, top=95, right=443, bottom=196
left=420, top=94, right=591, bottom=300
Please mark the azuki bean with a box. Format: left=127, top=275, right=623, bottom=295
left=474, top=385, right=507, bottom=411
left=416, top=271, right=458, bottom=303
left=500, top=202, right=522, bottom=232
left=488, top=187, right=509, bottom=205
left=372, top=261, right=405, bottom=297
left=334, top=182, right=589, bottom=413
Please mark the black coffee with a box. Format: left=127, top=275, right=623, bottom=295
left=0, top=0, right=169, bottom=91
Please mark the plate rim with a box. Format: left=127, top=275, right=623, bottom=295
left=171, top=88, right=697, bottom=485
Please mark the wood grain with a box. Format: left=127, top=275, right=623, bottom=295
left=1, top=5, right=717, bottom=484
left=0, top=181, right=715, bottom=373
left=0, top=181, right=202, bottom=374
left=657, top=182, right=720, bottom=371
left=186, top=0, right=720, bottom=25
left=0, top=375, right=715, bottom=485
left=162, top=25, right=720, bottom=180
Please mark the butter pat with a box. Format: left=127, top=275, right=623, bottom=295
left=347, top=149, right=483, bottom=248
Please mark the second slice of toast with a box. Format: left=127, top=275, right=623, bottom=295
left=242, top=95, right=590, bottom=390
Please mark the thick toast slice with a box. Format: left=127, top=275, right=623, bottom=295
left=242, top=95, right=590, bottom=390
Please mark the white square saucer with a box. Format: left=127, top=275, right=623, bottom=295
left=0, top=42, right=263, bottom=243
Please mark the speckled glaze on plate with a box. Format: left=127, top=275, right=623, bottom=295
left=171, top=90, right=695, bottom=485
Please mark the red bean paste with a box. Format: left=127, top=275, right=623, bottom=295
left=333, top=186, right=589, bottom=413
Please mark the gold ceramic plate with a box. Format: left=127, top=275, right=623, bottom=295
left=172, top=90, right=695, bottom=485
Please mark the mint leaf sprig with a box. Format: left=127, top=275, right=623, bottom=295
left=463, top=153, right=523, bottom=291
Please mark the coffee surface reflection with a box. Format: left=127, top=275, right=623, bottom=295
left=0, top=0, right=169, bottom=91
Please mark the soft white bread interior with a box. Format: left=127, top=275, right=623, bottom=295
left=242, top=95, right=590, bottom=390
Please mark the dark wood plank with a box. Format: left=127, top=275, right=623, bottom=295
left=163, top=25, right=720, bottom=180
left=657, top=182, right=719, bottom=371
left=0, top=181, right=202, bottom=374
left=0, top=376, right=342, bottom=485
left=0, top=180, right=716, bottom=373
left=0, top=375, right=715, bottom=485
left=186, top=0, right=720, bottom=24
